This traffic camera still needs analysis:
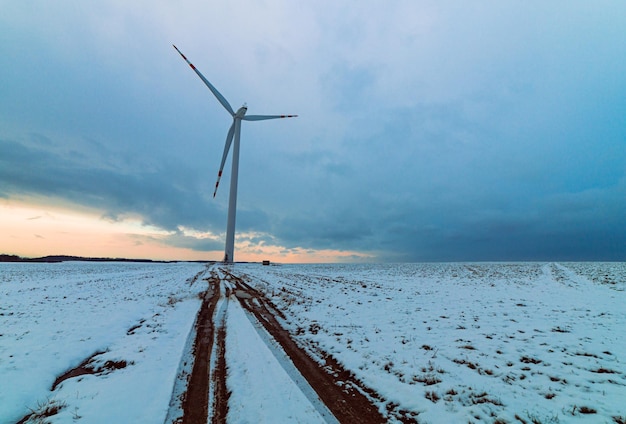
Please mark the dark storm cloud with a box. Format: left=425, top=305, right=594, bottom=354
left=0, top=136, right=224, bottom=241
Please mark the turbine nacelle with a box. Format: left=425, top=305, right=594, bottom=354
left=234, top=105, right=248, bottom=118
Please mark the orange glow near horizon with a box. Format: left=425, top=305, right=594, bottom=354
left=0, top=198, right=371, bottom=263
left=0, top=198, right=217, bottom=261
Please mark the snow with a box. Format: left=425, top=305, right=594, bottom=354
left=236, top=262, right=626, bottom=423
left=0, top=261, right=207, bottom=423
left=2, top=261, right=625, bottom=423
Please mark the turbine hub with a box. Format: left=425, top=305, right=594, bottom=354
left=235, top=105, right=248, bottom=118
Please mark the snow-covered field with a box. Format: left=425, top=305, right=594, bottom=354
left=237, top=262, right=626, bottom=423
left=2, top=261, right=625, bottom=423
left=0, top=261, right=207, bottom=423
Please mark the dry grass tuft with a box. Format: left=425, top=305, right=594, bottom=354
left=425, top=390, right=440, bottom=403
left=520, top=356, right=542, bottom=364
left=18, top=398, right=66, bottom=424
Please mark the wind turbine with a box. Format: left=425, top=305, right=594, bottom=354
left=173, top=45, right=297, bottom=263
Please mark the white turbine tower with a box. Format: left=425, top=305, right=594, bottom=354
left=173, top=45, right=297, bottom=263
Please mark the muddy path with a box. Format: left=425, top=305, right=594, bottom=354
left=210, top=288, right=230, bottom=424
left=221, top=269, right=387, bottom=424
left=178, top=267, right=391, bottom=423
left=180, top=271, right=223, bottom=424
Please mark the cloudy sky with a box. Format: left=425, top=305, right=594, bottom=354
left=1, top=1, right=625, bottom=262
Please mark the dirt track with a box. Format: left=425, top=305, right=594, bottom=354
left=178, top=267, right=389, bottom=424
left=180, top=271, right=222, bottom=424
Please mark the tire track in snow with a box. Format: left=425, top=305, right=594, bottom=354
left=165, top=267, right=211, bottom=423
left=209, top=282, right=230, bottom=423
left=179, top=269, right=221, bottom=424
left=171, top=267, right=386, bottom=423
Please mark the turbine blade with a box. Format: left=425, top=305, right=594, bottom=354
left=213, top=121, right=236, bottom=197
left=243, top=114, right=298, bottom=121
left=173, top=45, right=235, bottom=116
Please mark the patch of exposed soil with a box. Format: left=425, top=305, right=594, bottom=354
left=50, top=350, right=130, bottom=391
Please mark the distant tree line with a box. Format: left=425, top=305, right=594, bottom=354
left=0, top=254, right=158, bottom=263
